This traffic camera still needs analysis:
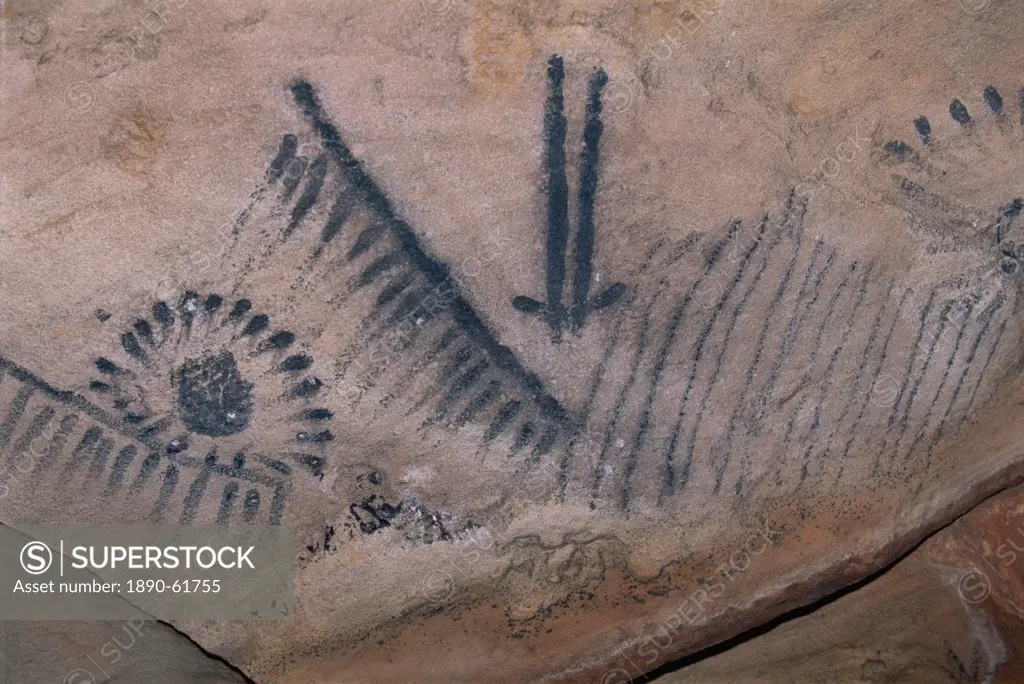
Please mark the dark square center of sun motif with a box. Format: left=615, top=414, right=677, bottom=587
left=176, top=351, right=253, bottom=437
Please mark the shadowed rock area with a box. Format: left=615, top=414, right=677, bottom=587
left=653, top=485, right=1024, bottom=683
left=1, top=0, right=1024, bottom=681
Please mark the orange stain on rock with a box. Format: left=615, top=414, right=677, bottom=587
left=101, top=105, right=168, bottom=177
left=466, top=2, right=533, bottom=92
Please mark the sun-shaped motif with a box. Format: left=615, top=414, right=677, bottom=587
left=878, top=84, right=1024, bottom=270
left=87, top=291, right=334, bottom=477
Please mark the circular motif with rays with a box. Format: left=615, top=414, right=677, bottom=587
left=87, top=291, right=334, bottom=475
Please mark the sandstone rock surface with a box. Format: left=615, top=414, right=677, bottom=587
left=1, top=0, right=1023, bottom=681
